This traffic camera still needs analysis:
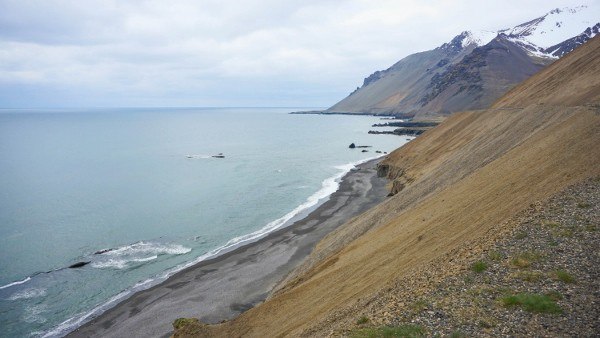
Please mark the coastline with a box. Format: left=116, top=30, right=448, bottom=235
left=66, top=158, right=391, bottom=337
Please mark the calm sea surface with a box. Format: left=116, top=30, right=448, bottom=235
left=0, top=107, right=409, bottom=337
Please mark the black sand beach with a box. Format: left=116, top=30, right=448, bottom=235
left=68, top=158, right=390, bottom=337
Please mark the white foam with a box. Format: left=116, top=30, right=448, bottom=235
left=8, top=287, right=47, bottom=301
left=185, top=154, right=211, bottom=159
left=23, top=305, right=48, bottom=324
left=91, top=255, right=160, bottom=269
left=41, top=291, right=131, bottom=338
left=0, top=276, right=31, bottom=290
left=204, top=155, right=381, bottom=254
left=104, top=242, right=191, bottom=257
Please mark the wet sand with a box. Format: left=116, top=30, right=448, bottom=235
left=68, top=159, right=389, bottom=338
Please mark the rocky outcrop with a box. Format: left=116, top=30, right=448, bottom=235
left=377, top=164, right=390, bottom=177
left=371, top=121, right=439, bottom=137
left=372, top=121, right=439, bottom=128
left=68, top=261, right=90, bottom=269
left=369, top=128, right=426, bottom=136
left=377, top=163, right=412, bottom=196
left=544, top=23, right=600, bottom=57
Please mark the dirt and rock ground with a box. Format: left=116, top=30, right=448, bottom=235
left=319, top=177, right=599, bottom=337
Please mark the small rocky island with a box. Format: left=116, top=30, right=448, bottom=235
left=369, top=120, right=439, bottom=136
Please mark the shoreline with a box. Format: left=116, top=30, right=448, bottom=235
left=66, top=158, right=391, bottom=337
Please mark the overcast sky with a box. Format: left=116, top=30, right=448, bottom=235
left=0, top=0, right=589, bottom=108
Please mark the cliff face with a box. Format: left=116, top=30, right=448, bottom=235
left=182, top=36, right=600, bottom=337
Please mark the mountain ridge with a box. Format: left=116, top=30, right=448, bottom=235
left=326, top=5, right=599, bottom=119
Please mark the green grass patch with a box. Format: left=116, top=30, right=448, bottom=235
left=500, top=293, right=562, bottom=313
left=173, top=317, right=200, bottom=330
left=471, top=260, right=488, bottom=273
left=488, top=251, right=503, bottom=261
left=510, top=251, right=542, bottom=269
left=450, top=331, right=466, bottom=338
left=410, top=299, right=429, bottom=313
left=357, top=316, right=370, bottom=325
left=545, top=290, right=563, bottom=301
left=553, top=228, right=574, bottom=238
left=514, top=271, right=543, bottom=282
left=542, top=220, right=560, bottom=228
left=515, top=231, right=528, bottom=240
left=478, top=318, right=495, bottom=328
left=350, top=325, right=426, bottom=338
left=554, top=270, right=576, bottom=283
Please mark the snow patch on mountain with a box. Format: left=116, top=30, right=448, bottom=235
left=462, top=30, right=498, bottom=47
left=501, top=4, right=599, bottom=58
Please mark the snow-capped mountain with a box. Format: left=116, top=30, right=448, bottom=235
left=325, top=5, right=599, bottom=118
left=502, top=5, right=598, bottom=57
left=461, top=31, right=498, bottom=48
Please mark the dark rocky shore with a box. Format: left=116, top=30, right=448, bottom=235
left=369, top=121, right=440, bottom=136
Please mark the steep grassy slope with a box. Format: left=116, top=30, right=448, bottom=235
left=174, top=37, right=600, bottom=337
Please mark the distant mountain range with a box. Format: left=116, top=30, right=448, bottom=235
left=326, top=5, right=599, bottom=119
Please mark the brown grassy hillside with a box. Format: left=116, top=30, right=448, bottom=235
left=174, top=37, right=600, bottom=338
left=493, top=35, right=600, bottom=107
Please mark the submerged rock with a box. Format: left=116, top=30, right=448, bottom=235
left=68, top=261, right=91, bottom=269
left=94, top=248, right=113, bottom=255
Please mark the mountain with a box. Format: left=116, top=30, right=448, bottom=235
left=174, top=35, right=600, bottom=337
left=326, top=5, right=599, bottom=119
left=503, top=5, right=600, bottom=57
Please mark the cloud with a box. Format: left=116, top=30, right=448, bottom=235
left=0, top=0, right=589, bottom=107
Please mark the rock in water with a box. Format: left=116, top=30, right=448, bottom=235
left=349, top=143, right=356, bottom=149
left=94, top=248, right=113, bottom=255
left=68, top=261, right=91, bottom=269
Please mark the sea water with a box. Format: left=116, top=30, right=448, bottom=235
left=0, top=107, right=409, bottom=337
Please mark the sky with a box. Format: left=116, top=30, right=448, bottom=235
left=0, top=0, right=591, bottom=108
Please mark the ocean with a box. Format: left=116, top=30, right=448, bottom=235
left=0, top=107, right=409, bottom=337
